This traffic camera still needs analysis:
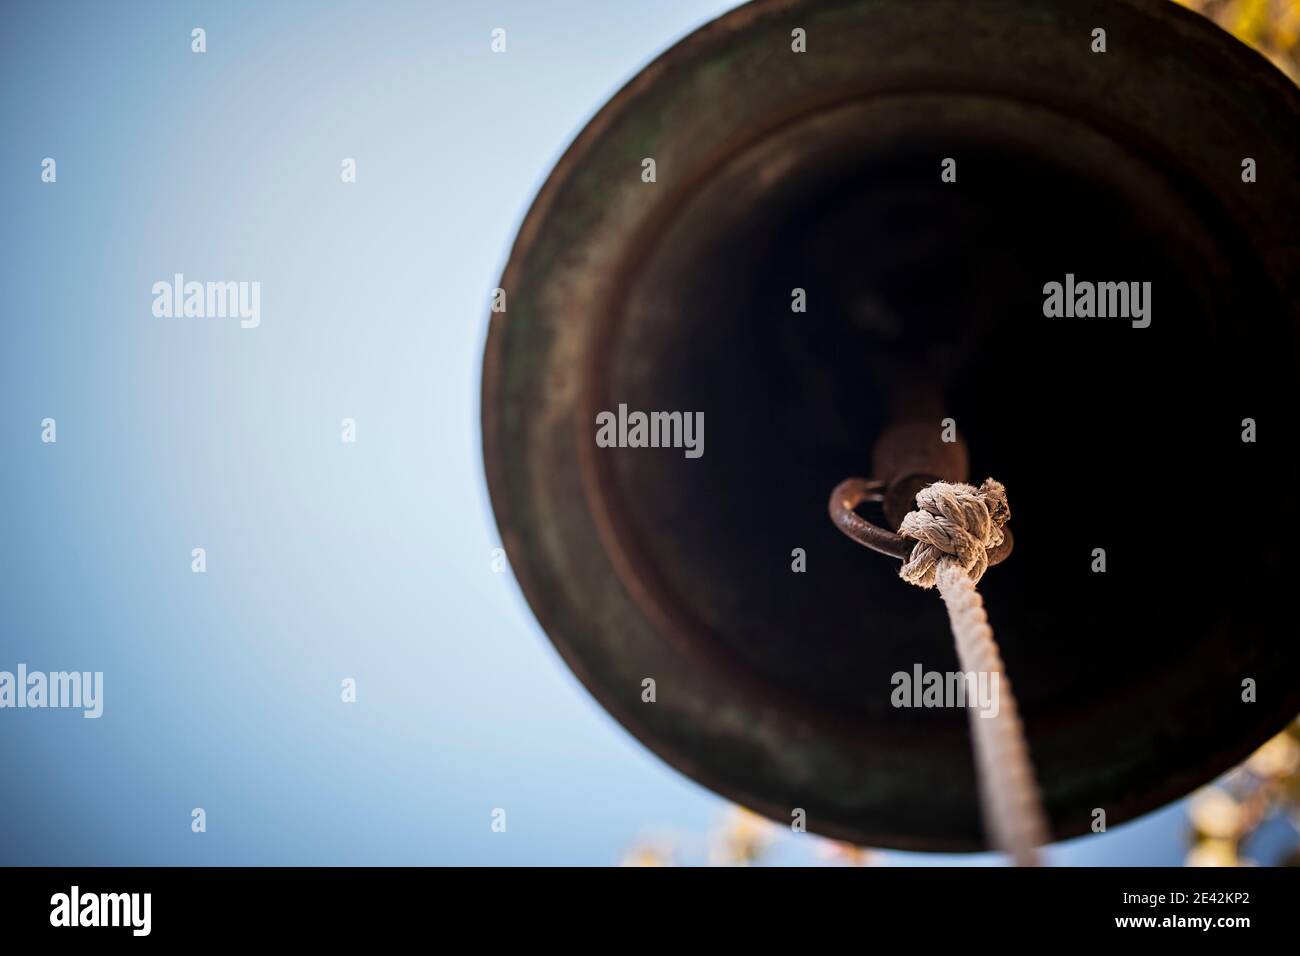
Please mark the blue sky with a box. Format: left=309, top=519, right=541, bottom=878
left=0, top=0, right=1192, bottom=865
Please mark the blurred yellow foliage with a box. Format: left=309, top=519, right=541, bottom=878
left=620, top=844, right=674, bottom=867
left=1175, top=0, right=1300, bottom=82
left=1187, top=718, right=1300, bottom=866
left=620, top=805, right=878, bottom=866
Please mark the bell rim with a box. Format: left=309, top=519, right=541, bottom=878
left=482, top=0, right=1300, bottom=851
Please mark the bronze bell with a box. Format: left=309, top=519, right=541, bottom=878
left=481, top=0, right=1300, bottom=851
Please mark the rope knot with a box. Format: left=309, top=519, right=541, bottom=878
left=898, top=478, right=1010, bottom=588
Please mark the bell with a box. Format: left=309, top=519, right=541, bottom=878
left=481, top=0, right=1300, bottom=851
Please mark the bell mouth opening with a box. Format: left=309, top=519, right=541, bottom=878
left=486, top=0, right=1300, bottom=852
left=579, top=91, right=1282, bottom=733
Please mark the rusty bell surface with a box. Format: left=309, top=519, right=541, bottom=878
left=481, top=0, right=1300, bottom=850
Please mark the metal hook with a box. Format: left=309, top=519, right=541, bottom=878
left=828, top=476, right=1014, bottom=567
